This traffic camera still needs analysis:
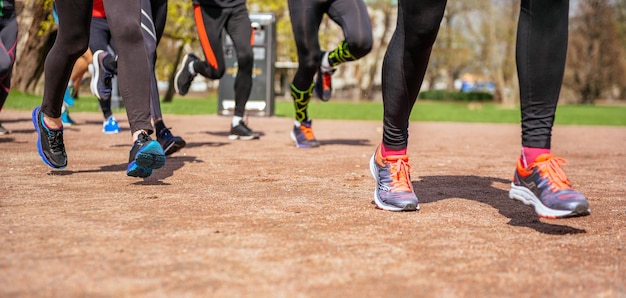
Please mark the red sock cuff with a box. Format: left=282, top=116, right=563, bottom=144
left=381, top=143, right=407, bottom=157
left=522, top=147, right=550, bottom=166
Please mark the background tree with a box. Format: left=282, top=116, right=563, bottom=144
left=13, top=0, right=55, bottom=94
left=564, top=0, right=626, bottom=103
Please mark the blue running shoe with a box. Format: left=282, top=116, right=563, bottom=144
left=63, top=85, right=75, bottom=107
left=90, top=50, right=113, bottom=101
left=61, top=106, right=76, bottom=126
left=126, top=131, right=166, bottom=178
left=32, top=106, right=67, bottom=169
left=102, top=116, right=120, bottom=134
left=509, top=154, right=590, bottom=218
left=369, top=145, right=418, bottom=211
left=290, top=120, right=320, bottom=148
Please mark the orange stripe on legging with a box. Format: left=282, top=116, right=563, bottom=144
left=194, top=5, right=218, bottom=69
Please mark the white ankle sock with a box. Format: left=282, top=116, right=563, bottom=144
left=321, top=52, right=332, bottom=71
left=232, top=116, right=243, bottom=127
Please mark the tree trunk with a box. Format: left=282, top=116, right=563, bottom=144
left=362, top=3, right=393, bottom=101
left=163, top=42, right=185, bottom=103
left=14, top=1, right=54, bottom=95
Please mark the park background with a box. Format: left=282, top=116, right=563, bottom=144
left=2, top=1, right=625, bottom=296
left=8, top=0, right=626, bottom=108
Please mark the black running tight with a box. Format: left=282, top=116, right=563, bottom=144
left=43, top=0, right=153, bottom=134
left=517, top=0, right=569, bottom=149
left=382, top=0, right=569, bottom=150
left=193, top=3, right=253, bottom=118
left=288, top=0, right=373, bottom=92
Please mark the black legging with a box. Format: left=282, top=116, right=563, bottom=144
left=288, top=0, right=373, bottom=91
left=192, top=3, right=253, bottom=118
left=382, top=0, right=568, bottom=150
left=43, top=0, right=153, bottom=134
left=517, top=0, right=569, bottom=149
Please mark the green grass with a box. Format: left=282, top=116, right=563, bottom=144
left=4, top=90, right=626, bottom=126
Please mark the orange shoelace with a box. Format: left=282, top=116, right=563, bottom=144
left=300, top=125, right=316, bottom=140
left=387, top=157, right=413, bottom=193
left=533, top=155, right=573, bottom=192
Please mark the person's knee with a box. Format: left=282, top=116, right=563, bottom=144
left=346, top=34, right=373, bottom=59
left=237, top=50, right=253, bottom=71
left=59, top=33, right=90, bottom=59
left=111, top=21, right=143, bottom=47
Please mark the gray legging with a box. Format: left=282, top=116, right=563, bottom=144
left=89, top=0, right=168, bottom=121
left=382, top=0, right=569, bottom=150
left=42, top=0, right=153, bottom=134
left=0, top=13, right=18, bottom=111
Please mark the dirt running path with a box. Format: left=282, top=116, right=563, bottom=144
left=1, top=109, right=624, bottom=297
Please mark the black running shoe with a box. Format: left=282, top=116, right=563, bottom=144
left=174, top=53, right=199, bottom=96
left=229, top=120, right=260, bottom=140
left=126, top=131, right=166, bottom=178
left=32, top=106, right=67, bottom=169
left=157, top=127, right=187, bottom=156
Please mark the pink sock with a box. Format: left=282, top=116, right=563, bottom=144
left=43, top=118, right=62, bottom=130
left=522, top=147, right=550, bottom=166
left=381, top=143, right=407, bottom=157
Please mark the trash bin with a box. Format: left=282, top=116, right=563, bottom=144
left=218, top=12, right=276, bottom=117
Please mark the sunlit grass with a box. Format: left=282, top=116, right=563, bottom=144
left=4, top=90, right=625, bottom=126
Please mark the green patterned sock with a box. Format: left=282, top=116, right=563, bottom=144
left=327, top=40, right=357, bottom=67
left=291, top=83, right=314, bottom=123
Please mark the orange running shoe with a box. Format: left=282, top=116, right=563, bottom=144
left=509, top=154, right=590, bottom=218
left=369, top=145, right=418, bottom=211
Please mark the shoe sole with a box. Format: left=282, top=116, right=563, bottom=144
left=369, top=154, right=419, bottom=212
left=228, top=134, right=260, bottom=140
left=174, top=54, right=192, bottom=95
left=509, top=183, right=591, bottom=218
left=90, top=50, right=107, bottom=100
left=32, top=107, right=66, bottom=169
left=126, top=141, right=165, bottom=178
left=162, top=140, right=186, bottom=156
left=135, top=141, right=166, bottom=169
left=290, top=130, right=320, bottom=148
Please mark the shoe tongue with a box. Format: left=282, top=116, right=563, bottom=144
left=384, top=154, right=409, bottom=162
left=534, top=153, right=555, bottom=163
